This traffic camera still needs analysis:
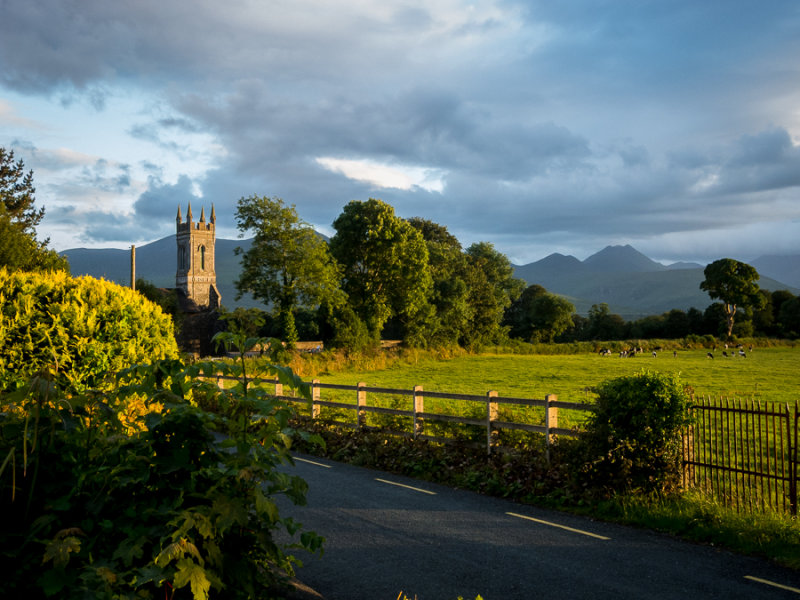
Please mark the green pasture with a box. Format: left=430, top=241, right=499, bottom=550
left=291, top=347, right=799, bottom=435
left=316, top=347, right=800, bottom=404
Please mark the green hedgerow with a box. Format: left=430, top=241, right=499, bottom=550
left=0, top=269, right=178, bottom=393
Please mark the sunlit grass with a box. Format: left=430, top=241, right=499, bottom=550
left=313, top=347, right=800, bottom=405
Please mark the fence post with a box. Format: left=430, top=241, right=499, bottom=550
left=413, top=385, right=424, bottom=438
left=545, top=394, right=558, bottom=461
left=357, top=382, right=367, bottom=428
left=274, top=381, right=283, bottom=397
left=790, top=403, right=798, bottom=516
left=487, top=390, right=498, bottom=455
left=311, top=379, right=320, bottom=419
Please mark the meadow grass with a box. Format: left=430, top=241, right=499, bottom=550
left=280, top=345, right=800, bottom=433
left=309, top=346, right=800, bottom=405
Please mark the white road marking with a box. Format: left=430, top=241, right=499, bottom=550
left=293, top=456, right=332, bottom=468
left=506, top=512, right=611, bottom=540
left=375, top=478, right=437, bottom=495
left=745, top=575, right=800, bottom=594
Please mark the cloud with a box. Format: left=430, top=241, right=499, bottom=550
left=3, top=0, right=800, bottom=267
left=316, top=157, right=445, bottom=192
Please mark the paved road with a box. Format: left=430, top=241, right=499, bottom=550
left=277, top=454, right=800, bottom=600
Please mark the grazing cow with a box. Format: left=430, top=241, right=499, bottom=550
left=722, top=351, right=728, bottom=357
left=673, top=350, right=677, bottom=358
left=652, top=351, right=657, bottom=358
left=739, top=349, right=746, bottom=358
left=707, top=352, right=714, bottom=359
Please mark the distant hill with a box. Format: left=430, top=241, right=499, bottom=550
left=513, top=245, right=798, bottom=319
left=62, top=236, right=261, bottom=309
left=63, top=239, right=799, bottom=318
left=750, top=254, right=800, bottom=289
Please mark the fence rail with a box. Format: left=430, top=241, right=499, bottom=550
left=210, top=374, right=590, bottom=456
left=210, top=374, right=799, bottom=515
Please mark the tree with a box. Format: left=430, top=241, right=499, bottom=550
left=770, top=290, right=796, bottom=336
left=751, top=289, right=774, bottom=335
left=329, top=199, right=432, bottom=342
left=778, top=297, right=800, bottom=338
left=0, top=148, right=68, bottom=272
left=700, top=258, right=764, bottom=339
left=406, top=217, right=470, bottom=346
left=234, top=195, right=342, bottom=344
left=461, top=242, right=525, bottom=348
left=505, top=284, right=574, bottom=343
left=0, top=147, right=44, bottom=235
left=587, top=303, right=627, bottom=340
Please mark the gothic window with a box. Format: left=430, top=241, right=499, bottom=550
left=179, top=245, right=187, bottom=270
left=200, top=245, right=206, bottom=270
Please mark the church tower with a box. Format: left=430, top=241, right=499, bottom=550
left=176, top=203, right=221, bottom=309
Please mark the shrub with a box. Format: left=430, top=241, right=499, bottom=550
left=0, top=355, right=322, bottom=599
left=0, top=269, right=178, bottom=392
left=577, top=369, right=693, bottom=495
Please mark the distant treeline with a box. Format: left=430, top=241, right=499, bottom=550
left=139, top=196, right=800, bottom=351
left=552, top=289, right=800, bottom=343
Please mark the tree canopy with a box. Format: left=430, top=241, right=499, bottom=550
left=460, top=242, right=525, bottom=348
left=329, top=199, right=432, bottom=341
left=234, top=195, right=342, bottom=343
left=406, top=217, right=470, bottom=347
left=0, top=147, right=43, bottom=235
left=0, top=148, right=68, bottom=272
left=505, top=284, right=574, bottom=343
left=700, top=258, right=764, bottom=338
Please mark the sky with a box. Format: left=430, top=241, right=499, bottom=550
left=1, top=0, right=800, bottom=266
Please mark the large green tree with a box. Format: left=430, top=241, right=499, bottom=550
left=587, top=303, right=627, bottom=340
left=505, top=284, right=574, bottom=343
left=461, top=242, right=525, bottom=348
left=329, top=199, right=432, bottom=342
left=0, top=148, right=68, bottom=272
left=700, top=258, right=764, bottom=338
left=406, top=217, right=470, bottom=347
left=234, top=195, right=342, bottom=344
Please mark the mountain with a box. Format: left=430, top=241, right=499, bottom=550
left=63, top=238, right=799, bottom=318
left=62, top=235, right=261, bottom=309
left=750, top=254, right=800, bottom=289
left=513, top=245, right=798, bottom=319
left=582, top=244, right=667, bottom=272
left=666, top=261, right=704, bottom=270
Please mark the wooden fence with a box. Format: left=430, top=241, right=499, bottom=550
left=212, top=374, right=799, bottom=514
left=213, top=375, right=591, bottom=456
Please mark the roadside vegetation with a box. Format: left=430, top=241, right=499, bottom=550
left=3, top=146, right=800, bottom=597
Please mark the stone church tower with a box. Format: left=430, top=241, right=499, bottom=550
left=176, top=202, right=221, bottom=309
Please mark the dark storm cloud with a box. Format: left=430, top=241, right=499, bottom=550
left=2, top=0, right=800, bottom=263
left=714, top=128, right=800, bottom=194
left=134, top=175, right=200, bottom=220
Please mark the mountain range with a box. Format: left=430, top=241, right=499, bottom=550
left=512, top=245, right=799, bottom=318
left=61, top=238, right=799, bottom=318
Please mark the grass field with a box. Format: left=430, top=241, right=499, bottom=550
left=314, top=347, right=800, bottom=406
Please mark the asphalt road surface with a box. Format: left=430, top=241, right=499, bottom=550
left=277, top=454, right=800, bottom=600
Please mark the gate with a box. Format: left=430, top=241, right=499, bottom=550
left=682, top=398, right=799, bottom=515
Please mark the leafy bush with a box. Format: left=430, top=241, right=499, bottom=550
left=0, top=269, right=178, bottom=392
left=0, top=352, right=322, bottom=599
left=577, top=370, right=693, bottom=495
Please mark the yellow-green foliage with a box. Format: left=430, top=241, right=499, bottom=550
left=0, top=269, right=178, bottom=392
